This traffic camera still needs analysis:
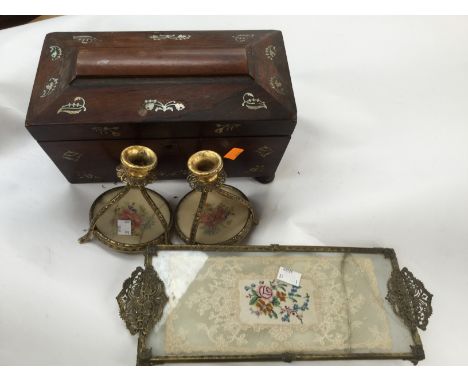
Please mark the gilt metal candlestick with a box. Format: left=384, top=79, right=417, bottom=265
left=175, top=150, right=257, bottom=245
left=79, top=145, right=172, bottom=252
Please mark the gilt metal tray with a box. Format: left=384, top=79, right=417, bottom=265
left=116, top=245, right=433, bottom=365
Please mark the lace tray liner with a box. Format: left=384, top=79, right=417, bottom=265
left=148, top=252, right=403, bottom=356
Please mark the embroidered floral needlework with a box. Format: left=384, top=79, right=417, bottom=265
left=112, top=202, right=155, bottom=238
left=243, top=280, right=310, bottom=324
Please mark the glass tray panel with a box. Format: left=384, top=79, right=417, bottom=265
left=145, top=248, right=419, bottom=361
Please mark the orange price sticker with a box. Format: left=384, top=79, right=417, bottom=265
left=224, top=148, right=244, bottom=160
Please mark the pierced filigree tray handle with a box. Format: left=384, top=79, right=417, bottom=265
left=386, top=266, right=433, bottom=331
left=116, top=246, right=168, bottom=363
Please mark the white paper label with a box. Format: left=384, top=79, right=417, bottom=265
left=117, top=219, right=132, bottom=235
left=276, top=266, right=302, bottom=287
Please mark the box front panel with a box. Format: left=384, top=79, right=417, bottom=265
left=39, top=136, right=290, bottom=183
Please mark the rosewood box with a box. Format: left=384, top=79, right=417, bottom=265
left=25, top=31, right=297, bottom=183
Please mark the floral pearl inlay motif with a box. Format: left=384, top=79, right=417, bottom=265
left=265, top=45, right=277, bottom=60
left=57, top=97, right=87, bottom=115
left=149, top=34, right=191, bottom=41
left=40, top=78, right=59, bottom=98
left=241, top=93, right=267, bottom=110
left=143, top=99, right=185, bottom=112
left=269, top=76, right=286, bottom=95
left=49, top=45, right=62, bottom=61
left=232, top=34, right=254, bottom=43
left=73, top=35, right=97, bottom=44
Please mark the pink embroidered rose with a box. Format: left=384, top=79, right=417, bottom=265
left=119, top=208, right=142, bottom=229
left=200, top=204, right=231, bottom=229
left=258, top=285, right=273, bottom=299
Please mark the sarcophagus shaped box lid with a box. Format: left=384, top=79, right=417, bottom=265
left=25, top=30, right=297, bottom=141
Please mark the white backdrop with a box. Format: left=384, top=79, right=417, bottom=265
left=0, top=16, right=467, bottom=365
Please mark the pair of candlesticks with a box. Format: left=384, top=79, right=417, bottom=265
left=79, top=146, right=257, bottom=252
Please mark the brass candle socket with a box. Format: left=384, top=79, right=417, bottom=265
left=79, top=145, right=172, bottom=252
left=175, top=150, right=257, bottom=245
left=120, top=145, right=157, bottom=179
left=187, top=150, right=223, bottom=184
